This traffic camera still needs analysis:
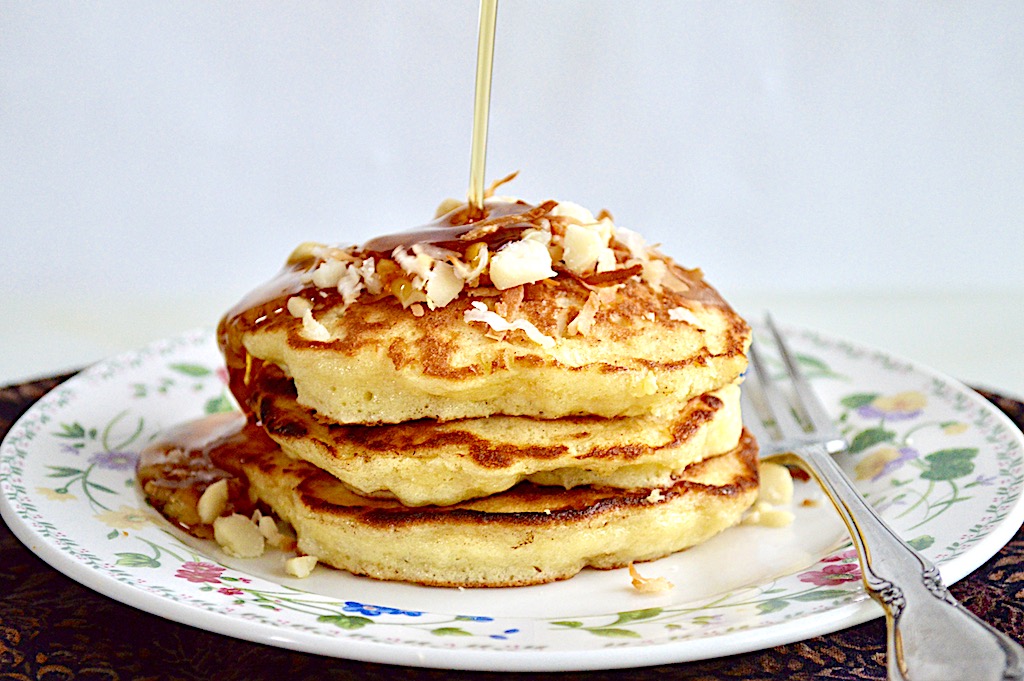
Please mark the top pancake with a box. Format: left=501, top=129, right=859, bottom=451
left=219, top=197, right=750, bottom=425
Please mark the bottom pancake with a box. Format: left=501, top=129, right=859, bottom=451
left=242, top=430, right=759, bottom=588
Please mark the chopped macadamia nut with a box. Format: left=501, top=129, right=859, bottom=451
left=562, top=223, right=608, bottom=274
left=595, top=247, right=618, bottom=273
left=550, top=200, right=597, bottom=225
left=645, top=489, right=664, bottom=503
left=489, top=238, right=556, bottom=290
left=628, top=562, right=673, bottom=593
left=213, top=514, right=265, bottom=558
left=257, top=514, right=287, bottom=548
left=300, top=309, right=332, bottom=342
left=285, top=555, right=319, bottom=579
left=287, top=296, right=313, bottom=318
left=741, top=464, right=798, bottom=528
left=434, top=197, right=463, bottom=217
left=425, top=261, right=465, bottom=309
left=311, top=258, right=347, bottom=289
left=759, top=462, right=795, bottom=506
left=760, top=508, right=796, bottom=528
left=196, top=479, right=229, bottom=525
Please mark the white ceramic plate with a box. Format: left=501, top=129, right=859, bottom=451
left=2, top=326, right=1023, bottom=671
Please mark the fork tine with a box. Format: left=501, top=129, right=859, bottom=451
left=765, top=315, right=835, bottom=435
left=747, top=328, right=806, bottom=439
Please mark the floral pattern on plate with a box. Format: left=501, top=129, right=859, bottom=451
left=1, top=326, right=1023, bottom=670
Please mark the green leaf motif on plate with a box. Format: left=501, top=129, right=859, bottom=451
left=169, top=363, right=213, bottom=377
left=55, top=422, right=87, bottom=439
left=791, top=589, right=853, bottom=602
left=920, top=448, right=978, bottom=482
left=849, top=427, right=896, bottom=454
left=907, top=535, right=935, bottom=551
left=610, top=608, right=663, bottom=625
left=586, top=628, right=642, bottom=639
left=204, top=395, right=236, bottom=414
left=115, top=552, right=161, bottom=568
left=431, top=627, right=473, bottom=637
left=840, top=393, right=879, bottom=409
left=317, top=615, right=373, bottom=630
left=757, top=599, right=789, bottom=614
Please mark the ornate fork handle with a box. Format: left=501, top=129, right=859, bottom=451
left=777, top=443, right=1024, bottom=681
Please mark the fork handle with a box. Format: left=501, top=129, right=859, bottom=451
left=782, top=443, right=1024, bottom=681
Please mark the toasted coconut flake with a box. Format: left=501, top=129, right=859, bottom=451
left=336, top=264, right=365, bottom=306
left=357, top=257, right=382, bottom=295
left=485, top=170, right=519, bottom=197
left=581, top=263, right=643, bottom=287
left=494, top=285, right=524, bottom=321
left=628, top=562, right=674, bottom=593
left=566, top=291, right=601, bottom=337
left=668, top=306, right=700, bottom=325
left=464, top=301, right=555, bottom=348
left=393, top=245, right=434, bottom=281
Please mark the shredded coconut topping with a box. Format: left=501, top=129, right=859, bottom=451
left=283, top=188, right=704, bottom=351
left=464, top=301, right=555, bottom=349
left=628, top=562, right=674, bottom=593
left=668, top=306, right=700, bottom=325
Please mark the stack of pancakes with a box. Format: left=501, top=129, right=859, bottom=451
left=217, top=196, right=757, bottom=587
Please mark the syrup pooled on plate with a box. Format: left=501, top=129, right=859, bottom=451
left=137, top=412, right=273, bottom=539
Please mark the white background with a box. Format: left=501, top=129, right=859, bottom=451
left=2, top=2, right=1022, bottom=396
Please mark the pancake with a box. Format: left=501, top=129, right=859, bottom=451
left=218, top=198, right=750, bottom=425
left=256, top=367, right=744, bottom=506
left=242, top=429, right=760, bottom=587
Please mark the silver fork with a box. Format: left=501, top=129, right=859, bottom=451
left=742, top=316, right=1024, bottom=681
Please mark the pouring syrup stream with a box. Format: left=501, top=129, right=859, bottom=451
left=466, top=0, right=499, bottom=220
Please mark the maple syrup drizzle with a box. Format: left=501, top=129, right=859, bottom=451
left=467, top=0, right=499, bottom=218
left=137, top=412, right=274, bottom=538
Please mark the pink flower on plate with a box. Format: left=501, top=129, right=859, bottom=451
left=799, top=563, right=861, bottom=587
left=218, top=587, right=245, bottom=596
left=175, top=561, right=226, bottom=584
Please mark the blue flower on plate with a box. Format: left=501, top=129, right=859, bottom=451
left=490, top=628, right=520, bottom=640
left=89, top=450, right=139, bottom=471
left=342, top=601, right=423, bottom=617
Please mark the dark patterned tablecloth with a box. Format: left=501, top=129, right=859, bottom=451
left=1, top=374, right=1023, bottom=681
